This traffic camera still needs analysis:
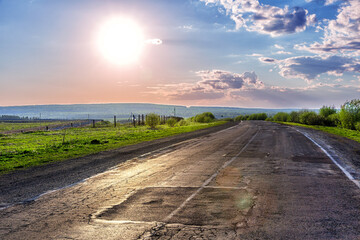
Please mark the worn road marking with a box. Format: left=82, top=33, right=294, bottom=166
left=163, top=128, right=260, bottom=222
left=296, top=129, right=360, bottom=189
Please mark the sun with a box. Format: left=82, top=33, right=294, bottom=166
left=97, top=17, right=145, bottom=65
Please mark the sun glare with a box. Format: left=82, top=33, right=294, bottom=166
left=97, top=17, right=144, bottom=65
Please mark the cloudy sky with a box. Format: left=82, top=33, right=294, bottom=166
left=1, top=0, right=359, bottom=108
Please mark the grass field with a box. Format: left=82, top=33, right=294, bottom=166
left=278, top=122, right=360, bottom=144
left=0, top=121, right=226, bottom=174
left=0, top=121, right=71, bottom=132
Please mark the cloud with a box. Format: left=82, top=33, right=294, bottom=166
left=150, top=78, right=360, bottom=108
left=274, top=44, right=284, bottom=49
left=275, top=51, right=292, bottom=55
left=196, top=70, right=263, bottom=90
left=296, top=0, right=360, bottom=55
left=201, top=0, right=316, bottom=36
left=145, top=39, right=162, bottom=45
left=278, top=55, right=360, bottom=82
left=150, top=70, right=264, bottom=102
left=259, top=57, right=277, bottom=63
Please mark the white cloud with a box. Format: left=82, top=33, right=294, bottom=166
left=275, top=51, right=292, bottom=55
left=296, top=0, right=360, bottom=55
left=274, top=44, right=284, bottom=49
left=201, top=0, right=316, bottom=36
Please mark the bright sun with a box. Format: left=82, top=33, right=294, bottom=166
left=97, top=17, right=144, bottom=65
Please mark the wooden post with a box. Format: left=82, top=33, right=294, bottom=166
left=133, top=115, right=136, bottom=127
left=114, top=116, right=116, bottom=127
left=142, top=114, right=144, bottom=125
left=93, top=120, right=95, bottom=128
left=138, top=115, right=141, bottom=126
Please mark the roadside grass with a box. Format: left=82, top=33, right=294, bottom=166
left=277, top=121, right=360, bottom=144
left=0, top=121, right=226, bottom=175
left=0, top=121, right=71, bottom=132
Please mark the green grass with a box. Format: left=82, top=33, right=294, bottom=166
left=0, top=121, right=226, bottom=174
left=0, top=121, right=71, bottom=132
left=277, top=122, right=360, bottom=144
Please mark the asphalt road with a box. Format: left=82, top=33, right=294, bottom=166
left=0, top=121, right=359, bottom=239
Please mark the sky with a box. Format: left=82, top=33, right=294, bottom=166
left=0, top=0, right=359, bottom=108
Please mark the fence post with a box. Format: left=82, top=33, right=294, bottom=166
left=114, top=115, right=116, bottom=128
left=138, top=114, right=141, bottom=126
left=133, top=115, right=136, bottom=127
left=92, top=120, right=95, bottom=128
left=142, top=114, right=144, bottom=125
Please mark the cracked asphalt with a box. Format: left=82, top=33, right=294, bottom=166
left=0, top=121, right=359, bottom=239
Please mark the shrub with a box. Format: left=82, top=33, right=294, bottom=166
left=248, top=113, right=267, bottom=120
left=328, top=113, right=340, bottom=126
left=319, top=105, right=337, bottom=118
left=273, top=112, right=290, bottom=122
left=178, top=119, right=188, bottom=126
left=194, top=112, right=215, bottom=123
left=145, top=113, right=160, bottom=128
left=355, top=122, right=360, bottom=131
left=166, top=118, right=177, bottom=127
left=299, top=111, right=323, bottom=125
left=339, top=99, right=360, bottom=129
left=287, top=111, right=300, bottom=123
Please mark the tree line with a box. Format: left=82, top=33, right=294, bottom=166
left=234, top=99, right=360, bottom=131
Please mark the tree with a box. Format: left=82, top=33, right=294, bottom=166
left=145, top=113, right=160, bottom=128
left=339, top=99, right=360, bottom=129
left=194, top=112, right=215, bottom=123
left=319, top=105, right=336, bottom=118
left=273, top=112, right=289, bottom=122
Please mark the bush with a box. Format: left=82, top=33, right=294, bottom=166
left=273, top=112, right=290, bottom=122
left=339, top=99, right=360, bottom=129
left=328, top=113, right=340, bottom=126
left=319, top=105, right=337, bottom=118
left=299, top=111, right=323, bottom=125
left=248, top=113, right=267, bottom=120
left=145, top=113, right=160, bottom=128
left=355, top=122, right=360, bottom=131
left=178, top=119, right=188, bottom=126
left=194, top=112, right=215, bottom=123
left=287, top=111, right=300, bottom=123
left=166, top=118, right=177, bottom=127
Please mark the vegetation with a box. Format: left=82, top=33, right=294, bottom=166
left=267, top=100, right=360, bottom=131
left=0, top=120, right=226, bottom=174
left=166, top=118, right=178, bottom=127
left=193, top=112, right=215, bottom=123
left=145, top=113, right=160, bottom=128
left=234, top=113, right=268, bottom=121
left=0, top=121, right=69, bottom=132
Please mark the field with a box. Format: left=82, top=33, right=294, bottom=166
left=279, top=122, right=360, bottom=143
left=0, top=121, right=226, bottom=174
left=0, top=121, right=69, bottom=132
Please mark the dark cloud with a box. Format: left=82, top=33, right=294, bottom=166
left=279, top=55, right=360, bottom=81
left=201, top=0, right=316, bottom=36
left=197, top=70, right=262, bottom=90
left=259, top=57, right=277, bottom=63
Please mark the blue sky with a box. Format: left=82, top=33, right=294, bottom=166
left=0, top=0, right=359, bottom=108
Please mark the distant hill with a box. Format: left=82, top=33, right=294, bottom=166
left=0, top=103, right=300, bottom=120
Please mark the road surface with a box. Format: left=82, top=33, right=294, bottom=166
left=0, top=121, right=359, bottom=239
